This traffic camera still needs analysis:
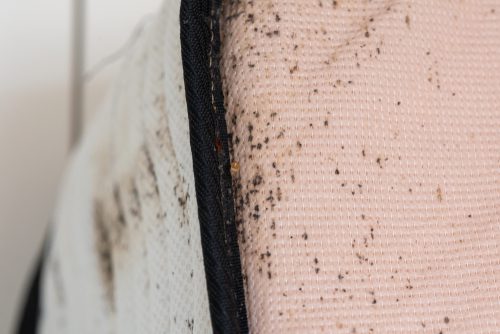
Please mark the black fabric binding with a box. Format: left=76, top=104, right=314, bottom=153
left=180, top=0, right=249, bottom=333
left=16, top=250, right=43, bottom=334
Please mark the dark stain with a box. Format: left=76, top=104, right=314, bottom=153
left=129, top=182, right=142, bottom=219
left=436, top=185, right=443, bottom=202
left=94, top=199, right=115, bottom=310
left=143, top=146, right=159, bottom=196
left=186, top=318, right=194, bottom=333
left=266, top=30, right=280, bottom=37
left=113, top=185, right=126, bottom=226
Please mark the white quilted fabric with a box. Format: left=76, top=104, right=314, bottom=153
left=39, top=1, right=212, bottom=333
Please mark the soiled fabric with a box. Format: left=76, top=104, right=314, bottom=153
left=39, top=1, right=212, bottom=333
left=221, top=1, right=500, bottom=333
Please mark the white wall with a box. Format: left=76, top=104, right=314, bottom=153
left=0, top=1, right=161, bottom=332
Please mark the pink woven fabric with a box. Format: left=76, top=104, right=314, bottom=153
left=221, top=1, right=500, bottom=333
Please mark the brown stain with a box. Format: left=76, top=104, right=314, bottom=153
left=143, top=145, right=159, bottom=196
left=93, top=174, right=144, bottom=311
left=113, top=185, right=126, bottom=226
left=93, top=199, right=115, bottom=309
left=231, top=161, right=241, bottom=172
left=129, top=181, right=142, bottom=220
left=174, top=174, right=191, bottom=227
left=436, top=185, right=443, bottom=202
left=92, top=141, right=172, bottom=310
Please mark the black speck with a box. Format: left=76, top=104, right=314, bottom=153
left=252, top=175, right=263, bottom=186
left=246, top=14, right=255, bottom=24
left=266, top=30, right=280, bottom=37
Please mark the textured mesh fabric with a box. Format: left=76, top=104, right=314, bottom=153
left=39, top=1, right=212, bottom=333
left=221, top=1, right=500, bottom=333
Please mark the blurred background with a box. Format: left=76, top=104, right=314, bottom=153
left=0, top=1, right=161, bottom=332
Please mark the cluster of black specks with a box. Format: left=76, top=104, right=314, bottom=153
left=405, top=278, right=414, bottom=290
left=375, top=156, right=387, bottom=169
left=155, top=109, right=194, bottom=231
left=218, top=1, right=465, bottom=332
left=369, top=290, right=377, bottom=305
left=266, top=30, right=280, bottom=38
left=174, top=176, right=191, bottom=227
left=227, top=112, right=285, bottom=281
left=254, top=246, right=273, bottom=279
left=186, top=318, right=194, bottom=333
left=222, top=0, right=324, bottom=282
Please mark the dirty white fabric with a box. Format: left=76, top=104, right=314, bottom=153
left=221, top=1, right=500, bottom=333
left=39, top=1, right=212, bottom=333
